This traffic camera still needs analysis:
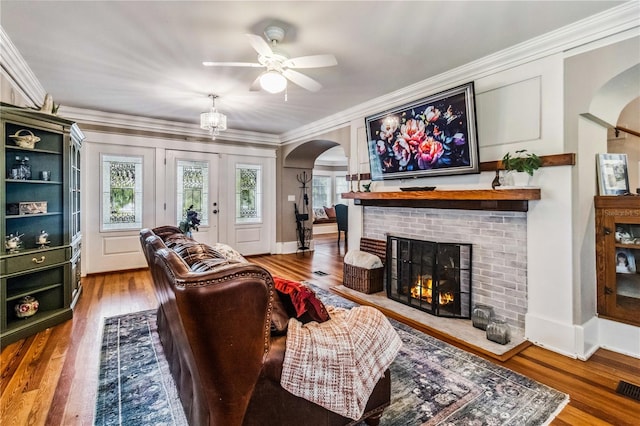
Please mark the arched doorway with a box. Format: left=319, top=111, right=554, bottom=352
left=278, top=128, right=350, bottom=253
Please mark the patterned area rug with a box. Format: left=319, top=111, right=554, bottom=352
left=94, top=288, right=568, bottom=425
left=94, top=310, right=188, bottom=426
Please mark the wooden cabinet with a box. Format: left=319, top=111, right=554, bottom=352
left=595, top=196, right=640, bottom=327
left=1, top=104, right=84, bottom=347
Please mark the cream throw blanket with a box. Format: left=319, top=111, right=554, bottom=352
left=281, top=306, right=402, bottom=420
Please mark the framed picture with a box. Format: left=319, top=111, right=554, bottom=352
left=616, top=248, right=636, bottom=274
left=597, top=153, right=630, bottom=195
left=365, top=82, right=479, bottom=181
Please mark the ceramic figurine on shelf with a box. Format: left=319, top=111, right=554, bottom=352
left=15, top=295, right=39, bottom=319
left=37, top=230, right=50, bottom=249
left=39, top=93, right=54, bottom=114
left=5, top=233, right=23, bottom=253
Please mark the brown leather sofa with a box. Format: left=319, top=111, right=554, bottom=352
left=140, top=226, right=391, bottom=426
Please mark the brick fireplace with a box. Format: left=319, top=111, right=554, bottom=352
left=363, top=206, right=527, bottom=332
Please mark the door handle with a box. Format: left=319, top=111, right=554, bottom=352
left=213, top=209, right=218, bottom=214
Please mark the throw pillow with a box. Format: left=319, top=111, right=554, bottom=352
left=211, top=243, right=248, bottom=263
left=174, top=243, right=226, bottom=266
left=313, top=207, right=328, bottom=220
left=272, top=276, right=330, bottom=323
left=324, top=205, right=336, bottom=219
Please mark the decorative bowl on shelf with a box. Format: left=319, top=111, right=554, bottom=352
left=15, top=295, right=39, bottom=319
left=400, top=186, right=436, bottom=192
left=9, top=129, right=40, bottom=149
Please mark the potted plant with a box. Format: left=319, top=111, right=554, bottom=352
left=179, top=205, right=200, bottom=237
left=500, top=149, right=542, bottom=186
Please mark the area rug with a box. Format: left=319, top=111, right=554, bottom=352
left=94, top=310, right=188, bottom=426
left=94, top=288, right=568, bottom=425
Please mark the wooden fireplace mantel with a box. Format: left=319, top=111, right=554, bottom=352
left=341, top=188, right=541, bottom=212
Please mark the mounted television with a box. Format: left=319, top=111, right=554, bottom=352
left=365, top=82, right=480, bottom=181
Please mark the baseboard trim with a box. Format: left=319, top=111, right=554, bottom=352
left=275, top=240, right=315, bottom=254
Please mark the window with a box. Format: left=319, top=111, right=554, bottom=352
left=334, top=175, right=349, bottom=204
left=236, top=164, right=262, bottom=223
left=313, top=172, right=348, bottom=208
left=101, top=155, right=142, bottom=230
left=312, top=175, right=331, bottom=208
left=176, top=160, right=209, bottom=226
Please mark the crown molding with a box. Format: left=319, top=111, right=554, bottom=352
left=60, top=106, right=281, bottom=146
left=0, top=27, right=47, bottom=107
left=280, top=1, right=640, bottom=145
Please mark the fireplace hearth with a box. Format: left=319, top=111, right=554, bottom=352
left=386, top=235, right=471, bottom=318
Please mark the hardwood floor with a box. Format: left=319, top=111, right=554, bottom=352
left=1, top=233, right=638, bottom=425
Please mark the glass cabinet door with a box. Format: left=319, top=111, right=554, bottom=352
left=608, top=220, right=640, bottom=323
left=595, top=196, right=640, bottom=327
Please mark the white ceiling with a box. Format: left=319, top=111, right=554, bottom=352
left=0, top=1, right=626, bottom=136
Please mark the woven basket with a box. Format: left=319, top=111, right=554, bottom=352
left=343, top=237, right=386, bottom=294
left=343, top=263, right=384, bottom=294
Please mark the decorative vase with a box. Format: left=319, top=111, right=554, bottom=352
left=504, top=171, right=531, bottom=187
left=486, top=318, right=511, bottom=345
left=471, top=304, right=494, bottom=330
left=15, top=295, right=39, bottom=319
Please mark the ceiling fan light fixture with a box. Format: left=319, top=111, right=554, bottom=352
left=259, top=70, right=288, bottom=93
left=200, top=94, right=227, bottom=140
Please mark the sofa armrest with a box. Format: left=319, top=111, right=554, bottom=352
left=153, top=248, right=275, bottom=425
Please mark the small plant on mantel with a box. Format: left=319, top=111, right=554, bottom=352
left=501, top=149, right=542, bottom=176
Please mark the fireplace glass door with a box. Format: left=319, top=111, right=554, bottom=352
left=386, top=235, right=471, bottom=318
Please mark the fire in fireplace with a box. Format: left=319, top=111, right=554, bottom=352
left=386, top=235, right=471, bottom=318
left=411, top=275, right=455, bottom=306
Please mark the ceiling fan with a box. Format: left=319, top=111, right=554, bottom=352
left=202, top=25, right=337, bottom=93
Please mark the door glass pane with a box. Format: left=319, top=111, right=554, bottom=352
left=176, top=160, right=209, bottom=227
left=101, top=155, right=142, bottom=230
left=236, top=164, right=262, bottom=223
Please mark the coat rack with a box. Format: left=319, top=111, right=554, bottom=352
left=295, top=171, right=312, bottom=253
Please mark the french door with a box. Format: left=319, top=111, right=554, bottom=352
left=165, top=150, right=219, bottom=246
left=224, top=156, right=274, bottom=255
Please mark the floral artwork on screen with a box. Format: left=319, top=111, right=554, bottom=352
left=366, top=82, right=479, bottom=180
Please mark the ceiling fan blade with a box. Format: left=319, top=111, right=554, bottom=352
left=246, top=34, right=273, bottom=57
left=202, top=61, right=262, bottom=67
left=283, top=54, right=337, bottom=69
left=283, top=69, right=322, bottom=92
